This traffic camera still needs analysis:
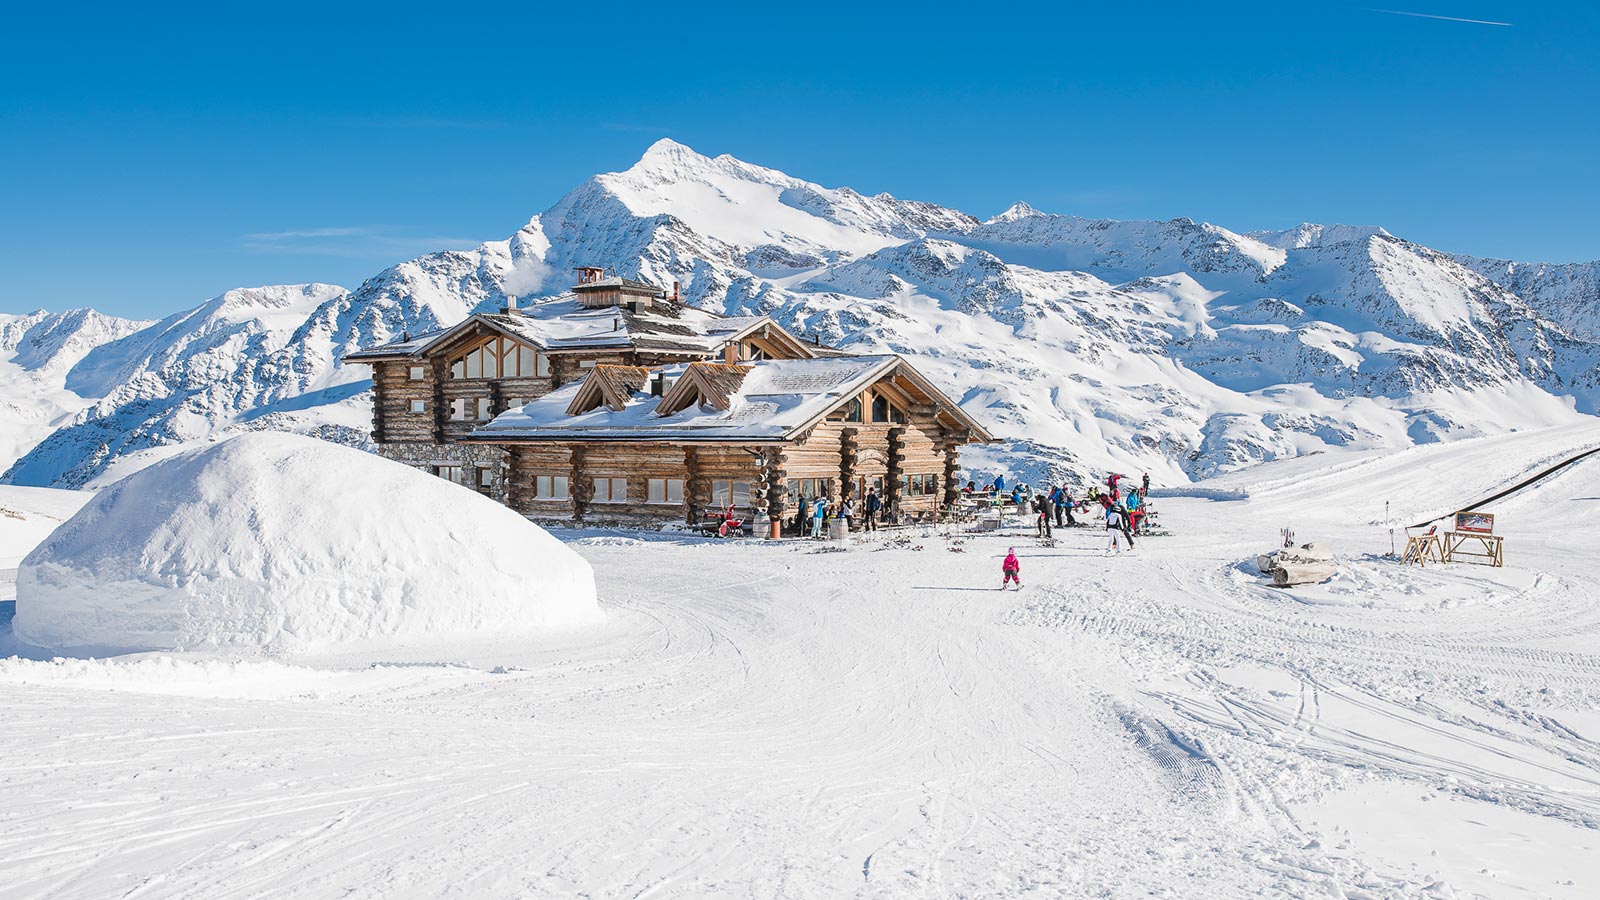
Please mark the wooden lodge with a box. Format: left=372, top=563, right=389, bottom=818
left=345, top=268, right=993, bottom=530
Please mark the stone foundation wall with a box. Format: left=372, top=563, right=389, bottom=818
left=378, top=443, right=509, bottom=503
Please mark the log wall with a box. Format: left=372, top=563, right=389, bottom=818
left=503, top=441, right=764, bottom=527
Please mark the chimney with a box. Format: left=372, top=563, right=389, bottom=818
left=672, top=281, right=681, bottom=302
left=812, top=332, right=821, bottom=346
left=613, top=316, right=620, bottom=332
left=503, top=294, right=519, bottom=316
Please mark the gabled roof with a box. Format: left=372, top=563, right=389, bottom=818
left=565, top=365, right=653, bottom=415
left=465, top=355, right=995, bottom=444
left=656, top=362, right=753, bottom=415
left=340, top=295, right=820, bottom=362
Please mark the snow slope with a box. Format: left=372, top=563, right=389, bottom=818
left=0, top=309, right=150, bottom=468
left=5, top=140, right=1600, bottom=488
left=2, top=429, right=1598, bottom=897
left=13, top=433, right=600, bottom=653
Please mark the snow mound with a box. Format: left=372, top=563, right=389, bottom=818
left=12, top=433, right=600, bottom=653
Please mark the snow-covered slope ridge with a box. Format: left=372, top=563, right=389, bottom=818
left=5, top=139, right=1599, bottom=488
left=0, top=309, right=150, bottom=471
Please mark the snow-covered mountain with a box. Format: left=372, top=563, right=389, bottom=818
left=6, top=139, right=1600, bottom=488
left=0, top=309, right=150, bottom=471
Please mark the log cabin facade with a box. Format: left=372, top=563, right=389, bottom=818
left=346, top=269, right=992, bottom=530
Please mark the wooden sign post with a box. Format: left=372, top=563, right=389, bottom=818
left=1442, top=511, right=1504, bottom=567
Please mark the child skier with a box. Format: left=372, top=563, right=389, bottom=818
left=1001, top=547, right=1021, bottom=589
left=1106, top=504, right=1129, bottom=554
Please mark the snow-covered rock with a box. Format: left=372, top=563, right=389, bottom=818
left=12, top=433, right=600, bottom=653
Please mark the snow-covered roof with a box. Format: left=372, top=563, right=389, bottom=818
left=343, top=295, right=812, bottom=360
left=467, top=354, right=995, bottom=444
left=468, top=356, right=902, bottom=442
left=572, top=276, right=661, bottom=293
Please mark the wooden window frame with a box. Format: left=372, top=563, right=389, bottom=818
left=647, top=477, right=684, bottom=505
left=409, top=399, right=427, bottom=414
left=592, top=476, right=628, bottom=504
left=448, top=335, right=548, bottom=381
left=534, top=474, right=570, bottom=500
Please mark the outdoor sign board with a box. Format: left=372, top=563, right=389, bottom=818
left=1453, top=511, right=1495, bottom=535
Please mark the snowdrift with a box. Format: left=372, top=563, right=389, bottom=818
left=12, top=433, right=600, bottom=653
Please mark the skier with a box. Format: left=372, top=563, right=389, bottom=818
left=810, top=496, right=828, bottom=539
left=1105, top=504, right=1127, bottom=554
left=1050, top=484, right=1067, bottom=527
left=864, top=487, right=881, bottom=531
left=1125, top=488, right=1144, bottom=536
left=1001, top=546, right=1022, bottom=589
left=1033, top=492, right=1052, bottom=537
left=993, top=474, right=1005, bottom=493
left=1142, top=471, right=1151, bottom=495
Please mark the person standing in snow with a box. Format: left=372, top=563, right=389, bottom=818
left=811, top=496, right=828, bottom=539
left=1105, top=504, right=1128, bottom=554
left=1033, top=493, right=1051, bottom=537
left=863, top=487, right=881, bottom=531
left=1142, top=471, right=1151, bottom=495
left=993, top=474, right=1005, bottom=493
left=1125, top=488, right=1144, bottom=536
left=1001, top=547, right=1021, bottom=589
left=838, top=495, right=855, bottom=531
left=1050, top=484, right=1067, bottom=528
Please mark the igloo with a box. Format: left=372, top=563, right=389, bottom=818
left=14, top=433, right=600, bottom=652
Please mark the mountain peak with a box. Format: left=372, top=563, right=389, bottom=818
left=631, top=138, right=713, bottom=174
left=990, top=201, right=1043, bottom=224
left=1247, top=222, right=1393, bottom=250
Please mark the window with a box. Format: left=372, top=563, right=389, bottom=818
left=506, top=397, right=531, bottom=410
left=449, top=398, right=468, bottom=421
left=891, top=405, right=906, bottom=424
left=787, top=478, right=830, bottom=503
left=902, top=474, right=937, bottom=497
left=579, top=359, right=597, bottom=369
left=408, top=366, right=425, bottom=380
left=710, top=480, right=751, bottom=509
left=592, top=476, right=627, bottom=503
left=831, top=397, right=862, bottom=423
left=449, top=337, right=547, bottom=380
left=534, top=475, right=570, bottom=500
left=476, top=466, right=494, bottom=492
left=476, top=397, right=493, bottom=420
left=434, top=465, right=463, bottom=484
left=647, top=477, right=684, bottom=504
left=409, top=399, right=426, bottom=414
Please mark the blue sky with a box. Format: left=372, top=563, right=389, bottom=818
left=3, top=2, right=1594, bottom=319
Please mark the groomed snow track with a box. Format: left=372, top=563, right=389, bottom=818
left=3, top=426, right=1600, bottom=898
